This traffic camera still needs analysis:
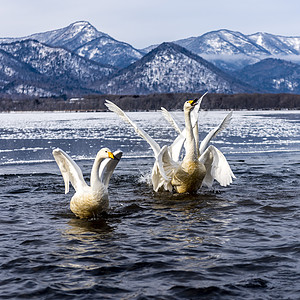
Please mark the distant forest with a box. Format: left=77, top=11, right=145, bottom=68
left=0, top=93, right=299, bottom=112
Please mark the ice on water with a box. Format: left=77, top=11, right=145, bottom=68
left=0, top=110, right=299, bottom=167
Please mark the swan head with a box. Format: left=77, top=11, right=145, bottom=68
left=184, top=98, right=198, bottom=112
left=97, top=148, right=115, bottom=159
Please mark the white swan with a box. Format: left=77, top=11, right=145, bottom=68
left=53, top=147, right=122, bottom=219
left=105, top=95, right=234, bottom=194
left=167, top=99, right=206, bottom=193
left=160, top=106, right=235, bottom=188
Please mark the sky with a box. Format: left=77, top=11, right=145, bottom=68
left=0, top=0, right=300, bottom=49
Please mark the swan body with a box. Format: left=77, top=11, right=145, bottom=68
left=172, top=159, right=206, bottom=193
left=53, top=147, right=122, bottom=218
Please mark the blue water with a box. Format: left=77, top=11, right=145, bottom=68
left=0, top=110, right=299, bottom=299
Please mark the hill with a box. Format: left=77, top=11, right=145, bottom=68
left=99, top=42, right=255, bottom=95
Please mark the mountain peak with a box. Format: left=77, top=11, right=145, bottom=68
left=64, top=20, right=102, bottom=37
left=150, top=42, right=179, bottom=52
left=69, top=20, right=93, bottom=28
left=23, top=21, right=110, bottom=51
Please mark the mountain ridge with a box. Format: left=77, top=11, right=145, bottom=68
left=0, top=21, right=299, bottom=98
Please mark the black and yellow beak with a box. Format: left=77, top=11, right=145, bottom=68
left=188, top=98, right=199, bottom=106
left=108, top=152, right=115, bottom=159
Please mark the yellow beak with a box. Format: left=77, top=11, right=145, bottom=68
left=188, top=99, right=198, bottom=106
left=108, top=152, right=115, bottom=159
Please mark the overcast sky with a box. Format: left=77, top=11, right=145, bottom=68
left=0, top=0, right=300, bottom=48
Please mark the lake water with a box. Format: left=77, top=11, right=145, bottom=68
left=0, top=110, right=299, bottom=299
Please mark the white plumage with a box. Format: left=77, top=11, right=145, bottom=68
left=53, top=147, right=122, bottom=218
left=105, top=94, right=235, bottom=194
left=162, top=103, right=235, bottom=188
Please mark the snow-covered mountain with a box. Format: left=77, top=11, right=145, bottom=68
left=0, top=21, right=144, bottom=69
left=1, top=22, right=300, bottom=98
left=100, top=42, right=254, bottom=95
left=0, top=39, right=116, bottom=96
left=75, top=35, right=144, bottom=69
left=234, top=58, right=300, bottom=93
left=176, top=29, right=269, bottom=56
left=248, top=32, right=300, bottom=56
left=0, top=49, right=44, bottom=94
left=170, top=29, right=300, bottom=71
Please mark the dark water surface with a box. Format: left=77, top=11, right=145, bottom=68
left=0, top=111, right=299, bottom=299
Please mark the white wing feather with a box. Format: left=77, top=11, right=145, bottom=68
left=99, top=150, right=123, bottom=188
left=105, top=100, right=160, bottom=156
left=161, top=107, right=182, bottom=134
left=199, top=145, right=236, bottom=187
left=169, top=132, right=186, bottom=162
left=52, top=148, right=88, bottom=194
left=105, top=100, right=175, bottom=190
left=152, top=145, right=179, bottom=192
left=199, top=111, right=232, bottom=155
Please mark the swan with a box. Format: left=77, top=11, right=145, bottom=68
left=168, top=98, right=206, bottom=193
left=53, top=147, right=122, bottom=219
left=105, top=96, right=235, bottom=193
left=160, top=106, right=235, bottom=188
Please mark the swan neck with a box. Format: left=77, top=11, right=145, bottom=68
left=184, top=109, right=197, bottom=161
left=90, top=157, right=105, bottom=189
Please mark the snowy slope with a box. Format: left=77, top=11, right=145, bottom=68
left=100, top=42, right=254, bottom=95
left=75, top=35, right=144, bottom=68
left=1, top=22, right=300, bottom=97
left=170, top=30, right=300, bottom=71
left=176, top=29, right=269, bottom=56
left=0, top=39, right=116, bottom=96
left=234, top=58, right=300, bottom=93
left=248, top=32, right=300, bottom=55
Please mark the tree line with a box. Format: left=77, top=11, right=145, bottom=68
left=0, top=93, right=299, bottom=112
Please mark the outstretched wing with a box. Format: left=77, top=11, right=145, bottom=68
left=105, top=100, right=160, bottom=157
left=199, top=145, right=236, bottom=188
left=161, top=107, right=182, bottom=134
left=52, top=148, right=88, bottom=194
left=169, top=131, right=185, bottom=162
left=160, top=107, right=185, bottom=161
left=99, top=150, right=123, bottom=188
left=199, top=111, right=233, bottom=155
left=152, top=145, right=179, bottom=192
